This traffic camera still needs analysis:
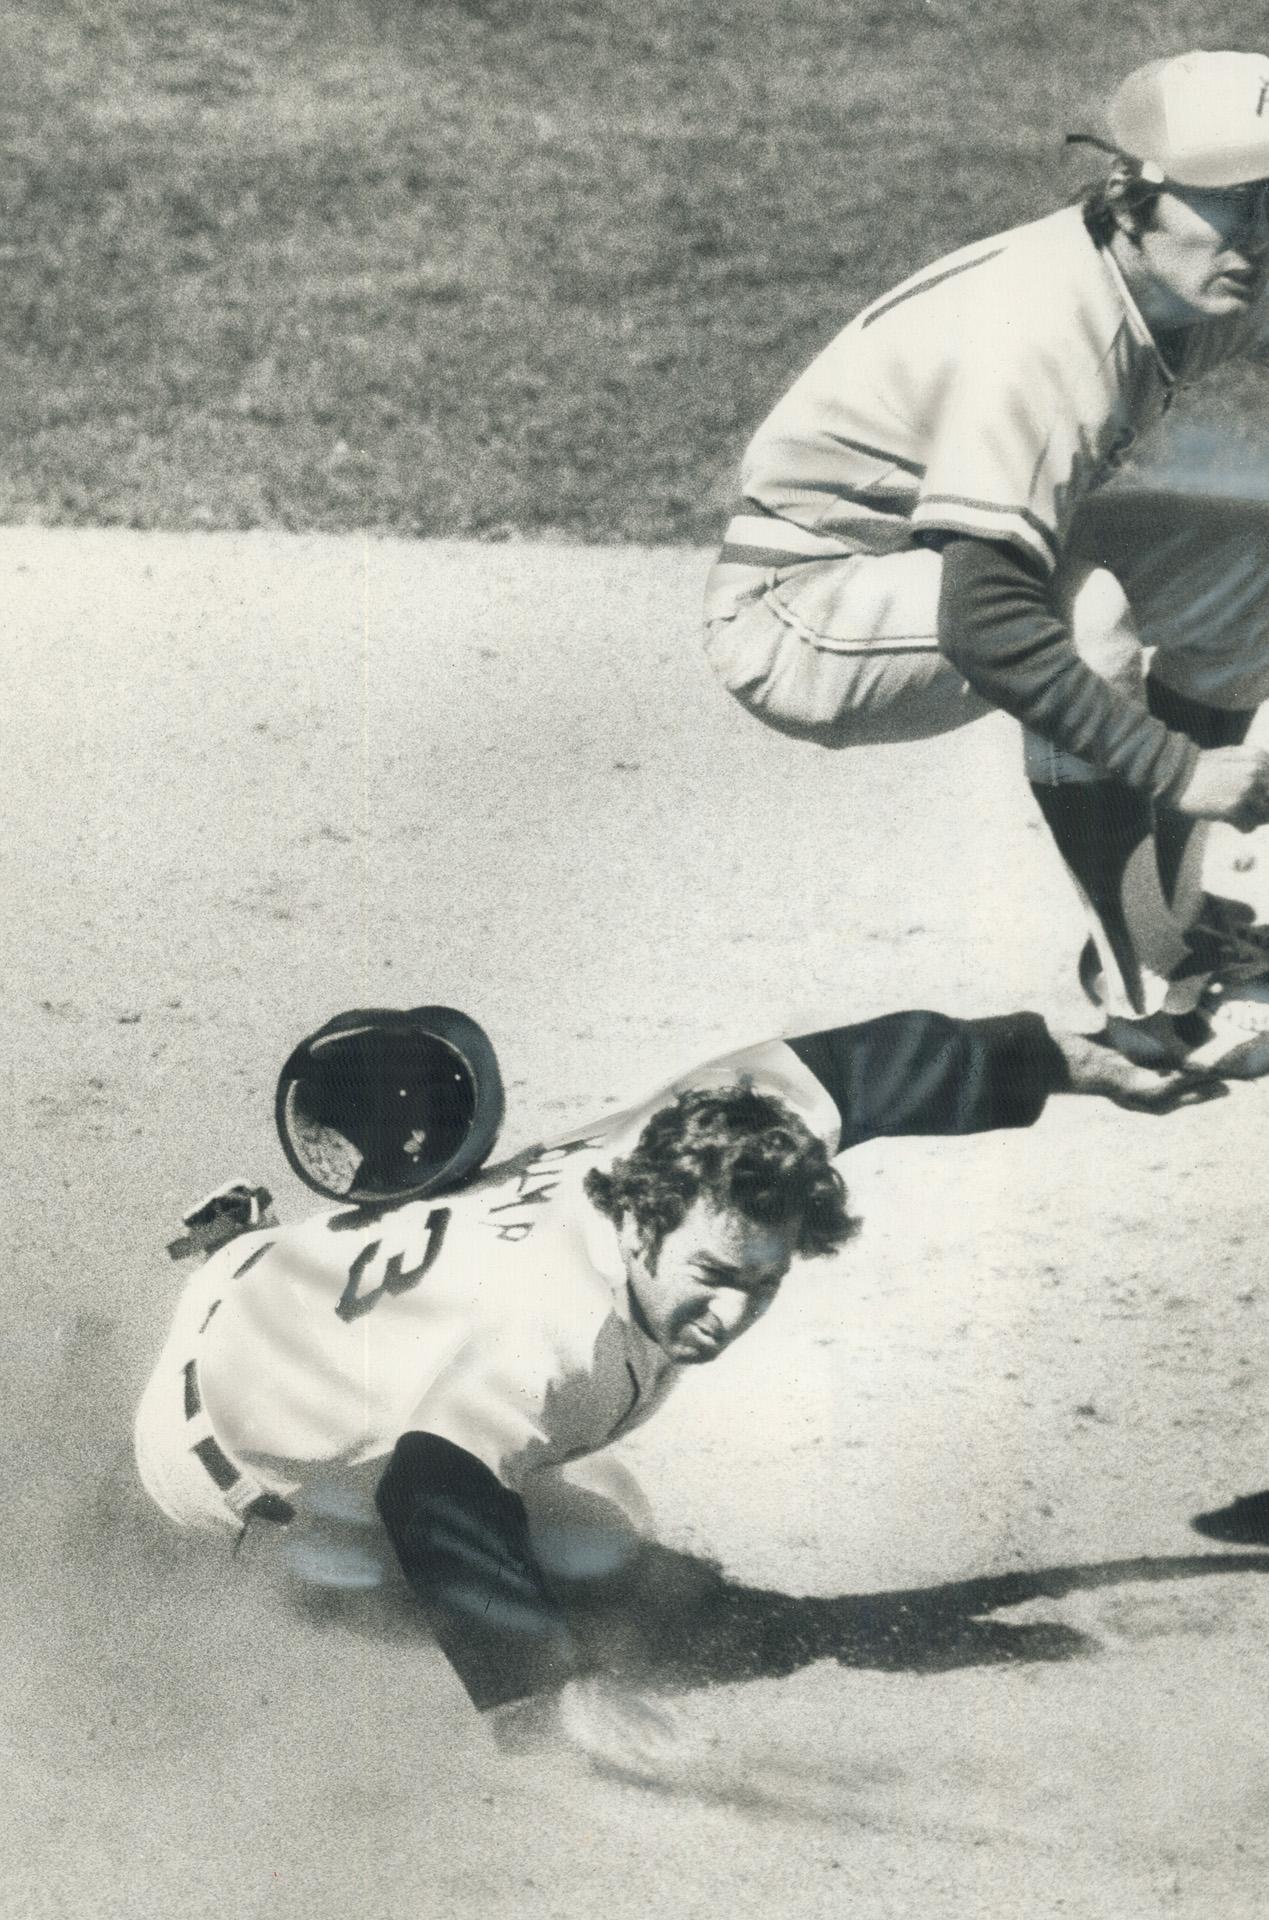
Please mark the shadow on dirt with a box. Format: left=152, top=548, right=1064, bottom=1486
left=578, top=1537, right=1269, bottom=1690
left=282, top=1485, right=1269, bottom=1693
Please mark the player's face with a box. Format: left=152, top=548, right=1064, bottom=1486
left=620, top=1198, right=800, bottom=1365
left=1122, top=181, right=1269, bottom=324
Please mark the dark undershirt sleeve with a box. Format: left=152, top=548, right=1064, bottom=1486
left=787, top=1010, right=1070, bottom=1150
left=376, top=1431, right=583, bottom=1712
left=936, top=533, right=1198, bottom=803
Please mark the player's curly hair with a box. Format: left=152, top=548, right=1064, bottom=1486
left=583, top=1082, right=856, bottom=1266
left=1080, top=158, right=1162, bottom=245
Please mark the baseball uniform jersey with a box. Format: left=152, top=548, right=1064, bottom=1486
left=135, top=1009, right=1068, bottom=1708
left=714, top=205, right=1267, bottom=590
left=134, top=1037, right=841, bottom=1537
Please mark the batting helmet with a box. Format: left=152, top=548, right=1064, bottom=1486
left=275, top=1004, right=505, bottom=1205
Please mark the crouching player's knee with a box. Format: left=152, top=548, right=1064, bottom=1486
left=704, top=608, right=988, bottom=750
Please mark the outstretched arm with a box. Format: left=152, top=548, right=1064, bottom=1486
left=788, top=1009, right=1219, bottom=1150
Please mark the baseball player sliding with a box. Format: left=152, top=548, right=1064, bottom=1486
left=135, top=1000, right=1213, bottom=1780
left=704, top=50, right=1269, bottom=1072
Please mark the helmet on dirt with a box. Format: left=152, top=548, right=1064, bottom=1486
left=275, top=1004, right=504, bottom=1205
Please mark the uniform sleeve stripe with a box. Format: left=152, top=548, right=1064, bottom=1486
left=719, top=524, right=915, bottom=567
left=914, top=494, right=1060, bottom=562
left=860, top=247, right=1006, bottom=330
left=719, top=543, right=821, bottom=567
left=826, top=439, right=926, bottom=477
left=911, top=502, right=1057, bottom=573
left=759, top=475, right=919, bottom=513
left=723, top=512, right=853, bottom=556
left=826, top=483, right=917, bottom=512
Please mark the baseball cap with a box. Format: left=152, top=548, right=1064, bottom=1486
left=1105, top=51, right=1269, bottom=188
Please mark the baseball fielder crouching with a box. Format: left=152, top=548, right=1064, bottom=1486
left=134, top=1002, right=1210, bottom=1777
left=705, top=50, right=1269, bottom=1067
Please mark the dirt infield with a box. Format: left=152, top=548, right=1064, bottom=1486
left=5, top=529, right=1269, bottom=1918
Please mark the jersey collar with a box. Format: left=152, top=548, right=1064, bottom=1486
left=1096, top=235, right=1180, bottom=386
left=580, top=1198, right=636, bottom=1312
left=579, top=1194, right=677, bottom=1371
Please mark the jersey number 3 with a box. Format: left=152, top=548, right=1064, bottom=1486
left=335, top=1207, right=452, bottom=1322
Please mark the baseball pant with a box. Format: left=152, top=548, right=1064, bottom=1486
left=133, top=1240, right=299, bottom=1538
left=703, top=487, right=1269, bottom=1018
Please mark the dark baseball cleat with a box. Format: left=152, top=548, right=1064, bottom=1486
left=1195, top=891, right=1261, bottom=940
left=1191, top=1491, right=1269, bottom=1546
left=1078, top=898, right=1269, bottom=1017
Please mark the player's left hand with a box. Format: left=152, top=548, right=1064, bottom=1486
left=1054, top=1029, right=1228, bottom=1113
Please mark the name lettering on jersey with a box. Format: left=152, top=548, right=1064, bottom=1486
left=1257, top=79, right=1269, bottom=116
left=484, top=1135, right=603, bottom=1242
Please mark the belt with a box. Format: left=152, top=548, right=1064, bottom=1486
left=183, top=1358, right=295, bottom=1526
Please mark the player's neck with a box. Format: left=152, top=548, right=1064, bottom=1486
left=1106, top=230, right=1196, bottom=333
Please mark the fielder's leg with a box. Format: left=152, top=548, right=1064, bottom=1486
left=1028, top=485, right=1269, bottom=1052
left=1021, top=565, right=1191, bottom=1043
left=1108, top=484, right=1269, bottom=969
left=703, top=544, right=994, bottom=749
left=1145, top=674, right=1256, bottom=971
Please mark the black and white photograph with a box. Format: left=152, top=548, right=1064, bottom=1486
left=7, top=5, right=1269, bottom=1915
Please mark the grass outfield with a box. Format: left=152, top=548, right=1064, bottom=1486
left=3, top=0, right=1267, bottom=540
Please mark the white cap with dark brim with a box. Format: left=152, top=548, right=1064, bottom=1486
left=1105, top=50, right=1269, bottom=189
